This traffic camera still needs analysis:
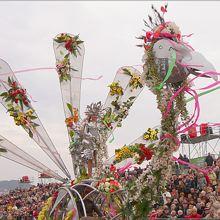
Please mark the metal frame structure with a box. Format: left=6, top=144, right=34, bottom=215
left=50, top=179, right=127, bottom=219
left=180, top=124, right=220, bottom=159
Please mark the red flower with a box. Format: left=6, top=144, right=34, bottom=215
left=110, top=188, right=115, bottom=193
left=144, top=44, right=150, bottom=51
left=110, top=164, right=116, bottom=172
left=161, top=6, right=167, bottom=13
left=176, top=34, right=181, bottom=41
left=65, top=39, right=73, bottom=52
left=153, top=32, right=160, bottom=39
left=11, top=82, right=17, bottom=88
left=145, top=31, right=152, bottom=40
left=140, top=145, right=153, bottom=161
left=114, top=173, right=119, bottom=179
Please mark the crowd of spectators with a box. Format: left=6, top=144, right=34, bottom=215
left=149, top=154, right=220, bottom=219
left=1, top=153, right=220, bottom=219
left=0, top=182, right=61, bottom=219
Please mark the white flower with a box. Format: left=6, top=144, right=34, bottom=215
left=105, top=182, right=110, bottom=187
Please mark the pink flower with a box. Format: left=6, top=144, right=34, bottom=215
left=161, top=6, right=167, bottom=13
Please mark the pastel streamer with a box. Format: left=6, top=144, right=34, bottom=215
left=0, top=66, right=103, bottom=81
left=172, top=156, right=209, bottom=174
left=118, top=161, right=132, bottom=173
left=165, top=71, right=220, bottom=119
left=155, top=50, right=176, bottom=90
left=177, top=88, right=200, bottom=134
left=186, top=86, right=220, bottom=103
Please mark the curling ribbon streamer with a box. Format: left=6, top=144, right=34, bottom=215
left=165, top=71, right=220, bottom=117
left=186, top=86, right=220, bottom=103
left=0, top=67, right=103, bottom=81
left=177, top=88, right=200, bottom=134
left=155, top=50, right=176, bottom=90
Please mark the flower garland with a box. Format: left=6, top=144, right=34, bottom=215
left=54, top=33, right=83, bottom=57
left=102, top=108, right=116, bottom=130
left=123, top=68, right=143, bottom=91
left=56, top=54, right=77, bottom=82
left=65, top=103, right=79, bottom=138
left=122, top=5, right=190, bottom=219
left=143, top=128, right=159, bottom=141
left=64, top=208, right=77, bottom=220
left=114, top=143, right=153, bottom=165
left=111, top=96, right=135, bottom=127
left=108, top=82, right=124, bottom=96
left=0, top=77, right=29, bottom=110
left=96, top=165, right=122, bottom=194
left=97, top=176, right=122, bottom=194
left=0, top=78, right=39, bottom=138
left=37, top=197, right=53, bottom=220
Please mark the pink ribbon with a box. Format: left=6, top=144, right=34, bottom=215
left=198, top=80, right=220, bottom=90
left=182, top=33, right=194, bottom=38
left=177, top=88, right=200, bottom=134
left=118, top=161, right=132, bottom=174
left=0, top=67, right=103, bottom=80
left=165, top=71, right=220, bottom=134
left=172, top=156, right=209, bottom=174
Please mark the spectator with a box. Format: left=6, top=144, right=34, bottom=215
left=185, top=206, right=202, bottom=219
left=177, top=209, right=184, bottom=218
left=183, top=154, right=190, bottom=163
left=205, top=153, right=214, bottom=167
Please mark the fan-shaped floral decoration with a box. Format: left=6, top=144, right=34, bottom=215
left=0, top=61, right=71, bottom=178
left=54, top=34, right=145, bottom=179
left=0, top=77, right=39, bottom=137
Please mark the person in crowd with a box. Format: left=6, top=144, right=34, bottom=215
left=183, top=154, right=190, bottom=163
left=185, top=206, right=202, bottom=219
left=205, top=153, right=214, bottom=167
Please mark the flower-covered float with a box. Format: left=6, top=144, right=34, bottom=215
left=1, top=3, right=220, bottom=220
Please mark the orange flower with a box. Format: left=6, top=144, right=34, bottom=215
left=65, top=117, right=74, bottom=127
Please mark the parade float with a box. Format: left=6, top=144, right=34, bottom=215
left=1, top=4, right=220, bottom=219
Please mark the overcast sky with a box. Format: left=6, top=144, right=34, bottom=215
left=0, top=1, right=220, bottom=183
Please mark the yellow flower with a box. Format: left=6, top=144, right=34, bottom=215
left=26, top=109, right=34, bottom=116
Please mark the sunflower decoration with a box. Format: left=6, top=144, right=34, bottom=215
left=143, top=128, right=159, bottom=141
left=123, top=68, right=143, bottom=91
left=108, top=82, right=124, bottom=96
